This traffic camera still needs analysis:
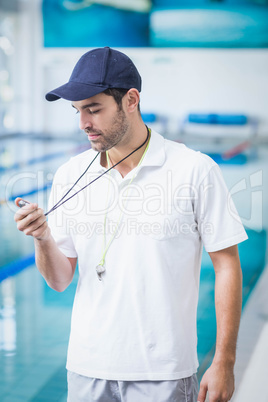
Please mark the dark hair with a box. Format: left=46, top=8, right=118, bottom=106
left=103, top=88, right=141, bottom=113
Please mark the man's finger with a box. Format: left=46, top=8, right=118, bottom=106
left=14, top=201, right=39, bottom=222
left=197, top=383, right=208, bottom=402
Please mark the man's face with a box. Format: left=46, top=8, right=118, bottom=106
left=72, top=92, right=129, bottom=153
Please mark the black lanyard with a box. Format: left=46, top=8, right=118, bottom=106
left=45, top=126, right=150, bottom=216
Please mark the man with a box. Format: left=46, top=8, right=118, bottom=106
left=14, top=47, right=248, bottom=402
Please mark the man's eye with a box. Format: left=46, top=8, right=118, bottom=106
left=89, top=109, right=100, bottom=115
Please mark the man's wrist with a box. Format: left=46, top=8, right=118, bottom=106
left=213, top=353, right=236, bottom=369
left=34, top=227, right=52, bottom=242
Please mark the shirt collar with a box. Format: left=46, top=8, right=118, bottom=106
left=141, top=129, right=166, bottom=168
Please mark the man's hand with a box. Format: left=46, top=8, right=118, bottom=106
left=14, top=198, right=50, bottom=241
left=14, top=198, right=76, bottom=292
left=197, top=361, right=235, bottom=402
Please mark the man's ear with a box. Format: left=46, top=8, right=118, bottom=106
left=124, top=88, right=140, bottom=113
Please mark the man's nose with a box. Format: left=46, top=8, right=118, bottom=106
left=79, top=112, right=93, bottom=131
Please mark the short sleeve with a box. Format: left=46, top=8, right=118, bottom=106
left=196, top=162, right=248, bottom=252
left=47, top=166, right=78, bottom=258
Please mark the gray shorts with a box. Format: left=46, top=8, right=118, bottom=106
left=67, top=371, right=199, bottom=402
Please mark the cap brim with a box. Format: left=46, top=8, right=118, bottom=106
left=45, top=81, right=109, bottom=102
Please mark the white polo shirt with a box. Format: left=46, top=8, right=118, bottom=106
left=48, top=130, right=248, bottom=381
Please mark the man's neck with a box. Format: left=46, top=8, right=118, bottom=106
left=102, top=124, right=149, bottom=178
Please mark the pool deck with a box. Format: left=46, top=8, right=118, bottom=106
left=233, top=263, right=268, bottom=402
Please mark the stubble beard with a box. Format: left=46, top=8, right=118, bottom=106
left=87, top=109, right=129, bottom=153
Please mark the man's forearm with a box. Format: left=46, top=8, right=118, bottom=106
left=198, top=245, right=243, bottom=402
left=34, top=230, right=76, bottom=292
left=213, top=261, right=242, bottom=367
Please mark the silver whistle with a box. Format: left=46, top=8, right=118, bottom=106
left=18, top=200, right=30, bottom=208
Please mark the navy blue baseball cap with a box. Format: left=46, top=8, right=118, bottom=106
left=45, top=47, right=142, bottom=102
